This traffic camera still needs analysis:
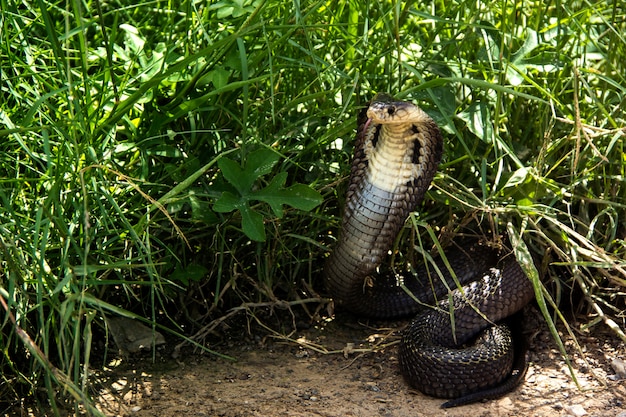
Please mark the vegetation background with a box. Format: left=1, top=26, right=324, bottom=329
left=1, top=0, right=624, bottom=415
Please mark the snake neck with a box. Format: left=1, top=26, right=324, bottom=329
left=344, top=109, right=443, bottom=267
left=365, top=122, right=437, bottom=195
left=325, top=95, right=443, bottom=316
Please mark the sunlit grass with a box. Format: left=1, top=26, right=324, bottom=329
left=1, top=0, right=624, bottom=413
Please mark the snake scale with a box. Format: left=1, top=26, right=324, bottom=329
left=324, top=93, right=535, bottom=407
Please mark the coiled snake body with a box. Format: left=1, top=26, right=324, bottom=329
left=324, top=93, right=535, bottom=407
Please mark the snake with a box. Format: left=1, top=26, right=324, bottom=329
left=324, top=93, right=535, bottom=407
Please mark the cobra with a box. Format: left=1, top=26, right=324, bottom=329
left=324, top=93, right=535, bottom=407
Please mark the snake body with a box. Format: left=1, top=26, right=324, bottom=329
left=324, top=93, right=535, bottom=406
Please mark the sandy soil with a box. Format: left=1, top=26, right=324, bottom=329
left=92, top=308, right=626, bottom=417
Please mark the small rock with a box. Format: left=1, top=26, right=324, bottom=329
left=365, top=381, right=380, bottom=392
left=105, top=316, right=165, bottom=354
left=295, top=349, right=310, bottom=358
left=610, top=358, right=626, bottom=379
left=564, top=404, right=587, bottom=417
left=497, top=396, right=514, bottom=409
left=616, top=412, right=626, bottom=417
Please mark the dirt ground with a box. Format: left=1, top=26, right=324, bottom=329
left=90, top=307, right=626, bottom=417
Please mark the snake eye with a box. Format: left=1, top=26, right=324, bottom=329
left=387, top=106, right=396, bottom=115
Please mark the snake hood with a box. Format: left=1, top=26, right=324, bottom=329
left=325, top=93, right=443, bottom=317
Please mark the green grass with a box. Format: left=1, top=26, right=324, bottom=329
left=1, top=0, right=625, bottom=414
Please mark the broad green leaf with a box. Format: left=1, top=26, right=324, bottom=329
left=252, top=171, right=288, bottom=216
left=217, top=158, right=246, bottom=194
left=214, top=149, right=319, bottom=241
left=240, top=204, right=266, bottom=241
left=119, top=24, right=145, bottom=55
left=209, top=0, right=261, bottom=20
left=170, top=263, right=209, bottom=285
left=458, top=102, right=493, bottom=143
left=280, top=184, right=324, bottom=210
left=254, top=183, right=323, bottom=218
left=511, top=28, right=539, bottom=65
left=199, top=67, right=230, bottom=89
left=245, top=148, right=281, bottom=183
left=217, top=148, right=280, bottom=195
left=213, top=191, right=244, bottom=213
left=508, top=28, right=553, bottom=84
left=212, top=67, right=231, bottom=89
left=502, top=167, right=529, bottom=189
left=250, top=171, right=322, bottom=217
left=516, top=197, right=534, bottom=207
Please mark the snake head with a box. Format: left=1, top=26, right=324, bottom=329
left=366, top=93, right=430, bottom=125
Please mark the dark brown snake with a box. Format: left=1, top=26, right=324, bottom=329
left=324, top=93, right=535, bottom=407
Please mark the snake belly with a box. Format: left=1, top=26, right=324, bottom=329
left=324, top=93, right=535, bottom=404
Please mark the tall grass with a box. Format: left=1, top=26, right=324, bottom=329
left=0, top=0, right=624, bottom=413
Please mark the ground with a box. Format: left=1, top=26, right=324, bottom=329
left=92, top=307, right=626, bottom=417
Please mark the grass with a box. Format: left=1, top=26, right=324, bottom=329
left=1, top=0, right=624, bottom=414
